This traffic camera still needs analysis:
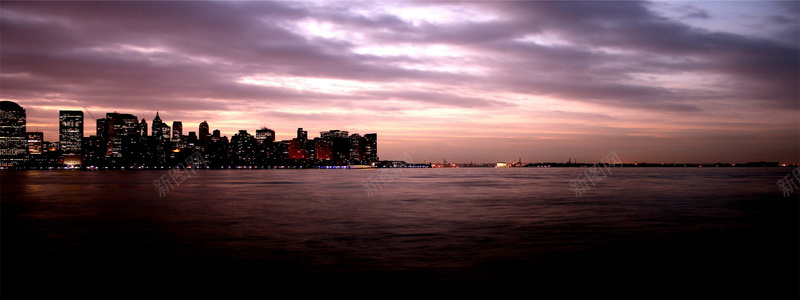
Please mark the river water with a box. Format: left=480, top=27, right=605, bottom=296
left=1, top=168, right=797, bottom=297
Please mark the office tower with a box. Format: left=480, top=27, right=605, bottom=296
left=59, top=110, right=84, bottom=156
left=318, top=129, right=350, bottom=164
left=100, top=112, right=141, bottom=159
left=140, top=118, right=148, bottom=137
left=256, top=127, right=275, bottom=144
left=209, top=129, right=221, bottom=143
left=231, top=130, right=257, bottom=165
left=27, top=132, right=43, bottom=155
left=287, top=128, right=309, bottom=160
left=160, top=124, right=171, bottom=141
left=349, top=133, right=363, bottom=161
left=288, top=139, right=308, bottom=160
left=152, top=112, right=163, bottom=138
left=199, top=121, right=209, bottom=146
left=0, top=101, right=28, bottom=167
left=172, top=121, right=182, bottom=142
left=96, top=118, right=109, bottom=147
left=82, top=135, right=105, bottom=167
left=364, top=133, right=377, bottom=162
left=314, top=137, right=332, bottom=161
left=187, top=131, right=198, bottom=147
left=320, top=129, right=349, bottom=139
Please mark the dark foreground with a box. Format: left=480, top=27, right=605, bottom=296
left=2, top=168, right=798, bottom=298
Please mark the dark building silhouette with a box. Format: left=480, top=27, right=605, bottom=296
left=349, top=133, right=363, bottom=161
left=172, top=121, right=182, bottom=140
left=288, top=128, right=310, bottom=160
left=151, top=112, right=163, bottom=138
left=199, top=121, right=210, bottom=147
left=2, top=101, right=384, bottom=168
left=256, top=127, right=275, bottom=144
left=288, top=138, right=308, bottom=160
left=314, top=137, right=332, bottom=162
left=364, top=133, right=377, bottom=162
left=82, top=135, right=105, bottom=167
left=212, top=129, right=221, bottom=141
left=140, top=117, right=148, bottom=138
left=159, top=123, right=171, bottom=141
left=187, top=131, right=198, bottom=147
left=96, top=112, right=141, bottom=165
left=230, top=130, right=257, bottom=166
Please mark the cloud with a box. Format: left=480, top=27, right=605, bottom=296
left=1, top=1, right=797, bottom=163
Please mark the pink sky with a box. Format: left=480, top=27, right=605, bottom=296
left=2, top=1, right=798, bottom=164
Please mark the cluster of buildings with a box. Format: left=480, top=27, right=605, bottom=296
left=0, top=101, right=378, bottom=169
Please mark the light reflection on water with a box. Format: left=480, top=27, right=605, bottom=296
left=1, top=168, right=797, bottom=295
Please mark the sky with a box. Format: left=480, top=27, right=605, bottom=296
left=1, top=1, right=798, bottom=164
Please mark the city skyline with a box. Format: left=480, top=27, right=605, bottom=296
left=1, top=100, right=383, bottom=168
left=2, top=1, right=798, bottom=164
left=1, top=99, right=795, bottom=166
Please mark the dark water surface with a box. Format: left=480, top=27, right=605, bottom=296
left=2, top=168, right=798, bottom=297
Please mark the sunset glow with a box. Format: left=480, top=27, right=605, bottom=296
left=1, top=1, right=797, bottom=163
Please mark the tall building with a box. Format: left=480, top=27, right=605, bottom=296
left=320, top=129, right=348, bottom=139
left=27, top=132, right=43, bottom=155
left=160, top=123, right=171, bottom=141
left=0, top=101, right=28, bottom=167
left=187, top=131, right=198, bottom=147
left=349, top=133, right=363, bottom=161
left=101, top=112, right=141, bottom=159
left=318, top=129, right=351, bottom=164
left=364, top=133, right=377, bottom=162
left=230, top=130, right=257, bottom=165
left=151, top=112, right=163, bottom=138
left=199, top=121, right=209, bottom=146
left=288, top=138, right=309, bottom=160
left=172, top=121, right=183, bottom=142
left=297, top=128, right=307, bottom=141
left=256, top=127, right=275, bottom=144
left=314, top=137, right=332, bottom=161
left=140, top=118, right=148, bottom=138
left=59, top=110, right=84, bottom=156
left=96, top=118, right=110, bottom=149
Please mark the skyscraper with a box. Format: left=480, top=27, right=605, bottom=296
left=199, top=121, right=209, bottom=146
left=256, top=127, right=275, bottom=144
left=364, top=133, right=377, bottom=162
left=0, top=101, right=28, bottom=167
left=152, top=112, right=163, bottom=138
left=172, top=121, right=183, bottom=142
left=160, top=124, right=171, bottom=141
left=349, top=133, right=363, bottom=161
left=102, top=112, right=141, bottom=159
left=27, top=132, right=43, bottom=155
left=231, top=130, right=257, bottom=165
left=59, top=110, right=84, bottom=156
left=140, top=117, right=148, bottom=138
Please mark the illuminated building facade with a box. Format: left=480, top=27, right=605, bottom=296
left=59, top=110, right=84, bottom=156
left=0, top=102, right=385, bottom=168
left=0, top=101, right=28, bottom=167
